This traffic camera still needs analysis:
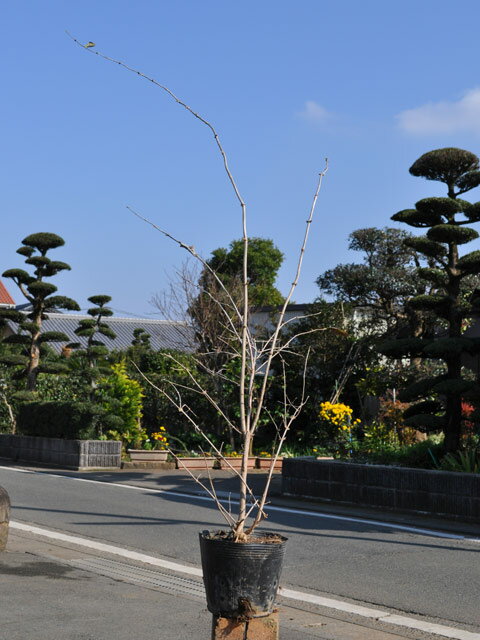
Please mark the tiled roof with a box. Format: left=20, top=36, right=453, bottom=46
left=8, top=313, right=195, bottom=353
left=0, top=280, right=15, bottom=307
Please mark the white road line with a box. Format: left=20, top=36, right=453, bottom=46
left=278, top=587, right=384, bottom=617
left=9, top=521, right=480, bottom=640
left=1, top=464, right=479, bottom=543
left=10, top=521, right=203, bottom=577
left=279, top=588, right=480, bottom=640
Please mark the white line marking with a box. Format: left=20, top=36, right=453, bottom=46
left=1, top=464, right=479, bottom=543
left=375, top=615, right=480, bottom=640
left=10, top=521, right=480, bottom=640
left=278, top=587, right=384, bottom=618
left=263, top=503, right=479, bottom=541
left=10, top=521, right=203, bottom=577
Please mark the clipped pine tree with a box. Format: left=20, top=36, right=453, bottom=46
left=131, top=328, right=151, bottom=349
left=0, top=233, right=80, bottom=391
left=382, top=148, right=480, bottom=451
left=68, top=295, right=116, bottom=397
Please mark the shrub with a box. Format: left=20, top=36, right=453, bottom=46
left=17, top=401, right=101, bottom=439
left=351, top=436, right=444, bottom=469
left=96, top=361, right=144, bottom=449
left=438, top=446, right=480, bottom=473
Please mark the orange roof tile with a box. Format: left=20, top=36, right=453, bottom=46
left=0, top=280, right=15, bottom=307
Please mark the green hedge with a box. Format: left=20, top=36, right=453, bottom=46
left=17, top=401, right=101, bottom=440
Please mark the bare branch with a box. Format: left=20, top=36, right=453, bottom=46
left=173, top=454, right=236, bottom=527
left=153, top=351, right=241, bottom=434
left=246, top=348, right=311, bottom=534
left=250, top=162, right=328, bottom=435
left=66, top=32, right=246, bottom=210
left=127, top=206, right=245, bottom=333
left=70, top=34, right=329, bottom=539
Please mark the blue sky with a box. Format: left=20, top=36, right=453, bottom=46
left=2, top=0, right=480, bottom=317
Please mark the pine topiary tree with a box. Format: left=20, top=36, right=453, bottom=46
left=381, top=148, right=480, bottom=451
left=131, top=327, right=151, bottom=349
left=0, top=233, right=80, bottom=391
left=68, top=295, right=116, bottom=397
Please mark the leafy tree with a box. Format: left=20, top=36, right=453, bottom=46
left=69, top=295, right=116, bottom=396
left=186, top=237, right=285, bottom=444
left=381, top=148, right=480, bottom=451
left=204, top=237, right=284, bottom=307
left=317, top=227, right=435, bottom=339
left=97, top=361, right=144, bottom=448
left=189, top=237, right=284, bottom=367
left=269, top=299, right=356, bottom=447
left=0, top=233, right=80, bottom=391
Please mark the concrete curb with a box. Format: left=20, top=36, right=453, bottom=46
left=0, top=485, right=10, bottom=551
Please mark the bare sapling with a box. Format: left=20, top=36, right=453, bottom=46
left=70, top=33, right=328, bottom=541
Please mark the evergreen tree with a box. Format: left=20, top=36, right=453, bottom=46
left=381, top=148, right=480, bottom=451
left=0, top=233, right=80, bottom=391
left=131, top=327, right=151, bottom=349
left=69, top=295, right=116, bottom=395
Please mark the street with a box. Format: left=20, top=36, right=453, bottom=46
left=0, top=464, right=479, bottom=639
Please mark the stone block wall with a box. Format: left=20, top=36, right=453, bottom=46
left=0, top=435, right=121, bottom=470
left=282, top=458, right=480, bottom=522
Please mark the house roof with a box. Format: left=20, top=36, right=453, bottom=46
left=0, top=281, right=15, bottom=308
left=8, top=312, right=195, bottom=354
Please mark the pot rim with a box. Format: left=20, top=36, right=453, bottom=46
left=199, top=529, right=288, bottom=546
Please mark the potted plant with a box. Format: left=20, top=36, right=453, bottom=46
left=215, top=448, right=256, bottom=470
left=256, top=451, right=283, bottom=471
left=175, top=451, right=216, bottom=469
left=73, top=35, right=329, bottom=634
left=127, top=427, right=170, bottom=462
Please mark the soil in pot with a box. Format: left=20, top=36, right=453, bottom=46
left=199, top=530, right=287, bottom=619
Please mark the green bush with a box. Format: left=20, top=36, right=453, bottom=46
left=17, top=401, right=101, bottom=439
left=350, top=436, right=445, bottom=469
left=438, top=447, right=480, bottom=473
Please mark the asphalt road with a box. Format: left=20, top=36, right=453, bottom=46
left=1, top=465, right=479, bottom=632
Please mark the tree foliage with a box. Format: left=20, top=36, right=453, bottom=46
left=0, top=232, right=79, bottom=391
left=268, top=299, right=356, bottom=447
left=97, top=361, right=144, bottom=446
left=69, top=294, right=116, bottom=395
left=185, top=237, right=285, bottom=446
left=204, top=237, right=284, bottom=307
left=381, top=148, right=480, bottom=451
left=317, top=227, right=435, bottom=339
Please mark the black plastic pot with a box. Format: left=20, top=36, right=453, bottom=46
left=198, top=531, right=287, bottom=618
